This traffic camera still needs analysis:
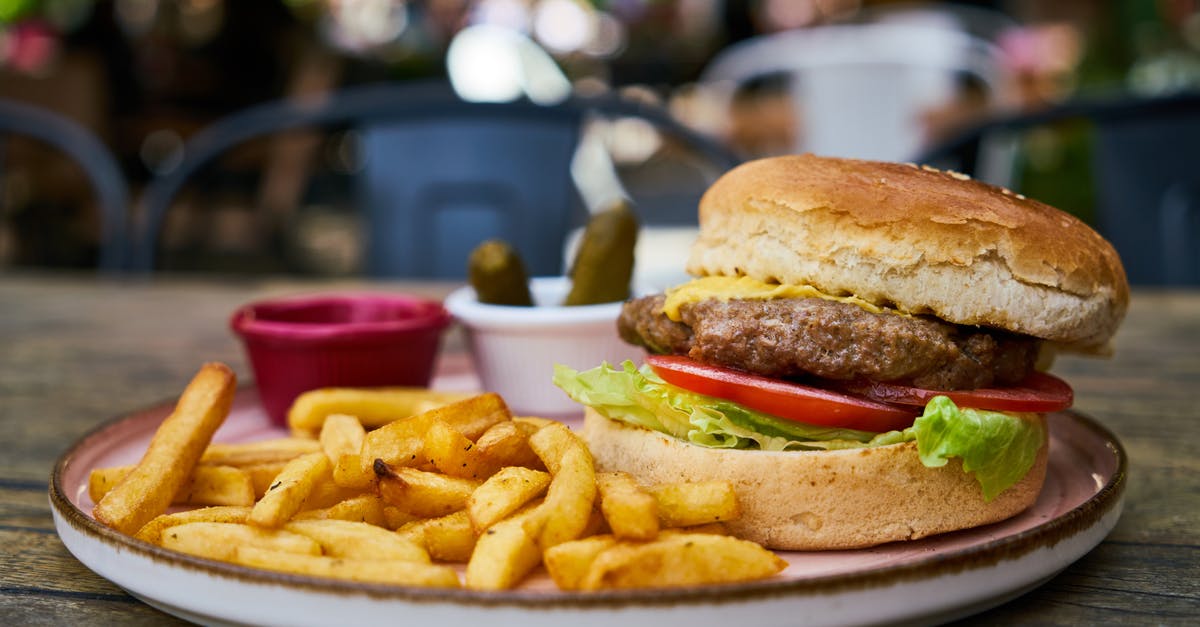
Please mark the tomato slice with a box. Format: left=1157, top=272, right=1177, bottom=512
left=838, top=372, right=1074, bottom=413
left=645, top=355, right=918, bottom=433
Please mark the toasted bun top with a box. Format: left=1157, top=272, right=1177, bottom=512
left=687, top=154, right=1129, bottom=350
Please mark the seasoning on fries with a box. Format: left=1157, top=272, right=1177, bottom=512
left=93, top=364, right=787, bottom=590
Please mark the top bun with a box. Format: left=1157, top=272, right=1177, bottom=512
left=686, top=154, right=1129, bottom=351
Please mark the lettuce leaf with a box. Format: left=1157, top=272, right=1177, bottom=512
left=553, top=361, right=1046, bottom=501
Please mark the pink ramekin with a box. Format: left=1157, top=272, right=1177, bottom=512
left=229, top=293, right=452, bottom=426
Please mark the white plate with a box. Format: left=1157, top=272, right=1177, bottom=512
left=51, top=388, right=1125, bottom=626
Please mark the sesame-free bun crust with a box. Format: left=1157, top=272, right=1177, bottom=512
left=687, top=154, right=1129, bottom=351
left=583, top=408, right=1048, bottom=551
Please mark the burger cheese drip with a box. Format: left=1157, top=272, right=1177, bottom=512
left=661, top=276, right=908, bottom=321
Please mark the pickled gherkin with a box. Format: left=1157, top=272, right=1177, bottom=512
left=468, top=240, right=534, bottom=306
left=565, top=202, right=639, bottom=306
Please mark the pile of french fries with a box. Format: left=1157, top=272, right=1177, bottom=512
left=91, top=362, right=786, bottom=591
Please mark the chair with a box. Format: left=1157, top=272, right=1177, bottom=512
left=0, top=99, right=130, bottom=271
left=133, top=81, right=739, bottom=278
left=699, top=20, right=1007, bottom=161
left=915, top=91, right=1200, bottom=285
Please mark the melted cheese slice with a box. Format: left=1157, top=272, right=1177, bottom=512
left=661, top=276, right=905, bottom=321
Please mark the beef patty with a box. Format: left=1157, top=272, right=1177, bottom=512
left=618, top=294, right=1040, bottom=390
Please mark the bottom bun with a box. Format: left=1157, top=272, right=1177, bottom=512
left=582, top=408, right=1048, bottom=550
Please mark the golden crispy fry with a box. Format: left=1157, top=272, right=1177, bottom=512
left=90, top=464, right=254, bottom=507
left=375, top=463, right=481, bottom=518
left=200, top=438, right=321, bottom=467
left=466, top=466, right=551, bottom=534
left=420, top=510, right=477, bottom=562
left=423, top=419, right=499, bottom=480
left=363, top=393, right=512, bottom=469
left=671, top=522, right=728, bottom=536
left=382, top=505, right=420, bottom=530
left=284, top=519, right=429, bottom=562
left=234, top=547, right=461, bottom=587
left=394, top=519, right=426, bottom=549
left=301, top=477, right=365, bottom=511
left=160, top=522, right=320, bottom=561
left=242, top=461, right=289, bottom=498
left=318, top=414, right=366, bottom=461
left=292, top=494, right=386, bottom=526
left=248, top=452, right=331, bottom=528
left=525, top=446, right=596, bottom=550
left=595, top=472, right=659, bottom=541
left=133, top=505, right=252, bottom=545
left=465, top=505, right=543, bottom=590
left=474, top=421, right=543, bottom=470
left=331, top=453, right=373, bottom=490
left=651, top=481, right=741, bottom=528
left=543, top=535, right=619, bottom=591
left=528, top=421, right=593, bottom=475
left=512, top=416, right=555, bottom=431
left=94, top=363, right=236, bottom=534
left=525, top=424, right=597, bottom=550
left=287, top=387, right=475, bottom=436
left=580, top=533, right=786, bottom=590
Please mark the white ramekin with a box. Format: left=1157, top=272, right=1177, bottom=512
left=444, top=276, right=646, bottom=417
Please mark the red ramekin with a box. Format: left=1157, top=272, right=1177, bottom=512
left=229, top=293, right=452, bottom=426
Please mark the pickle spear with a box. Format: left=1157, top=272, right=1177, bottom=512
left=565, top=202, right=639, bottom=306
left=468, top=240, right=534, bottom=306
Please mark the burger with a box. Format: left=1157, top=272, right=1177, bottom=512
left=553, top=154, right=1128, bottom=550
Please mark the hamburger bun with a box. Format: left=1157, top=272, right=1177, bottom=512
left=583, top=408, right=1049, bottom=551
left=686, top=155, right=1128, bottom=351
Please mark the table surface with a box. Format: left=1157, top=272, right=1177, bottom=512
left=2, top=272, right=1197, bottom=625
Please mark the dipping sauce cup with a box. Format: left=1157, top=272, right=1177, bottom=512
left=230, top=294, right=451, bottom=426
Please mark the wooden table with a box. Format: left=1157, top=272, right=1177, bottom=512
left=2, top=273, right=1197, bottom=625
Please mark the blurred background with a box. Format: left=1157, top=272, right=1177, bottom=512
left=1, top=0, right=1198, bottom=281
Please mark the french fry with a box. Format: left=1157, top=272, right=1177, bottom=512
left=465, top=505, right=543, bottom=590
left=512, top=416, right=555, bottom=431
left=382, top=505, right=420, bottom=530
left=364, top=393, right=512, bottom=468
left=292, top=494, right=386, bottom=526
left=94, top=363, right=236, bottom=534
left=284, top=519, right=429, bottom=563
left=301, top=477, right=365, bottom=511
left=579, top=533, right=787, bottom=590
left=651, top=481, right=741, bottom=528
left=528, top=421, right=593, bottom=475
left=248, top=452, right=331, bottom=528
left=596, top=472, right=659, bottom=541
left=375, top=462, right=481, bottom=518
left=331, top=453, right=373, bottom=490
left=423, top=419, right=498, bottom=480
left=243, top=461, right=289, bottom=498
left=234, top=547, right=460, bottom=588
left=526, top=424, right=596, bottom=550
left=421, top=510, right=477, bottom=562
left=287, top=387, right=475, bottom=436
left=474, top=421, right=543, bottom=470
left=466, top=466, right=551, bottom=534
left=133, top=505, right=252, bottom=545
left=318, top=414, right=366, bottom=461
left=90, top=464, right=254, bottom=507
left=160, top=522, right=320, bottom=561
left=543, top=535, right=618, bottom=591
left=200, top=438, right=321, bottom=467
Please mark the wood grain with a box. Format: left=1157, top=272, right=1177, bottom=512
left=1, top=274, right=1197, bottom=623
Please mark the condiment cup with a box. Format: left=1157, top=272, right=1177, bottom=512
left=444, top=276, right=645, bottom=417
left=230, top=293, right=451, bottom=426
